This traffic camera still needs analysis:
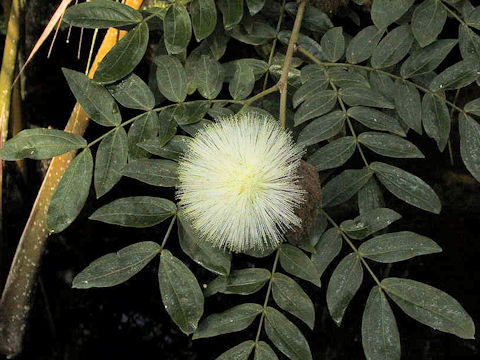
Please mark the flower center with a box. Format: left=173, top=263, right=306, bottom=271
left=227, top=159, right=263, bottom=199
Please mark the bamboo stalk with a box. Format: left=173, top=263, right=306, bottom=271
left=0, top=1, right=144, bottom=357
left=11, top=73, right=25, bottom=177
left=0, top=0, right=21, bottom=246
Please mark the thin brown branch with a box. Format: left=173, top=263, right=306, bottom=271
left=278, top=0, right=308, bottom=129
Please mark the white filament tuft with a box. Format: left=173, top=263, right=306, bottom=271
left=176, top=113, right=305, bottom=253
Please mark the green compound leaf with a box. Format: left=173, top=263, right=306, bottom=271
left=429, top=59, right=479, bottom=91
left=328, top=68, right=370, bottom=89
left=297, top=111, right=345, bottom=147
left=216, top=341, right=255, bottom=360
left=218, top=0, right=244, bottom=30
left=370, top=162, right=441, bottom=214
left=222, top=268, right=271, bottom=295
left=347, top=106, right=405, bottom=137
left=327, top=253, right=363, bottom=326
left=293, top=74, right=329, bottom=108
left=338, top=87, right=394, bottom=109
left=163, top=3, right=192, bottom=54
left=181, top=119, right=212, bottom=136
left=195, top=55, right=224, bottom=100
left=458, top=25, right=480, bottom=62
left=465, top=97, right=480, bottom=116
left=393, top=79, right=422, bottom=134
left=94, top=127, right=128, bottom=198
left=459, top=113, right=480, bottom=182
left=203, top=276, right=227, bottom=297
left=246, top=0, right=265, bottom=15
left=94, top=22, right=149, bottom=84
left=341, top=207, right=402, bottom=240
left=279, top=244, right=321, bottom=287
left=411, top=0, right=447, bottom=47
left=0, top=128, right=86, bottom=160
left=89, top=196, right=176, bottom=227
left=254, top=341, right=278, bottom=360
left=286, top=3, right=332, bottom=32
left=346, top=25, right=384, bottom=64
left=190, top=0, right=217, bottom=41
left=155, top=55, right=188, bottom=103
left=107, top=73, right=155, bottom=111
left=371, top=0, right=415, bottom=29
left=128, top=111, right=159, bottom=160
left=382, top=278, right=475, bottom=339
left=362, top=286, right=401, bottom=360
left=139, top=135, right=191, bottom=161
left=157, top=108, right=178, bottom=144
left=173, top=101, right=211, bottom=126
left=229, top=62, right=255, bottom=100
left=466, top=6, right=480, bottom=30
left=294, top=91, right=338, bottom=126
left=272, top=273, right=315, bottom=329
left=193, top=303, right=263, bottom=339
left=358, top=178, right=385, bottom=214
left=63, top=0, right=143, bottom=29
left=178, top=213, right=231, bottom=276
left=421, top=93, right=451, bottom=152
left=223, top=58, right=268, bottom=82
left=358, top=132, right=424, bottom=159
left=159, top=249, right=204, bottom=335
left=311, top=228, right=342, bottom=278
left=47, top=149, right=93, bottom=233
left=122, top=159, right=178, bottom=187
left=371, top=24, right=413, bottom=69
left=298, top=212, right=327, bottom=253
left=322, top=167, right=373, bottom=207
left=359, top=231, right=441, bottom=263
left=307, top=136, right=356, bottom=171
left=265, top=307, right=312, bottom=360
left=72, top=241, right=160, bottom=289
left=400, top=39, right=458, bottom=78
left=321, top=27, right=345, bottom=63
left=369, top=70, right=396, bottom=101
left=62, top=68, right=121, bottom=126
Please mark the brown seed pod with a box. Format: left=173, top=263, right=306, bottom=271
left=285, top=160, right=321, bottom=246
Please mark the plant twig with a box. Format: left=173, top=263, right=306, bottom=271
left=0, top=1, right=145, bottom=357
left=297, top=47, right=469, bottom=116
left=261, top=0, right=287, bottom=93
left=160, top=215, right=176, bottom=251
left=447, top=89, right=461, bottom=166
left=326, top=75, right=369, bottom=167
left=321, top=209, right=382, bottom=287
left=253, top=249, right=280, bottom=348
left=278, top=0, right=308, bottom=129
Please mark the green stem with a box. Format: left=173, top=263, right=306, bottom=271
left=447, top=88, right=461, bottom=166
left=254, top=249, right=280, bottom=347
left=297, top=47, right=468, bottom=116
left=160, top=215, right=176, bottom=251
left=241, top=84, right=279, bottom=111
left=261, top=0, right=287, bottom=93
left=86, top=98, right=251, bottom=149
left=278, top=0, right=308, bottom=129
left=326, top=74, right=370, bottom=167
left=440, top=1, right=467, bottom=26
left=141, top=7, right=167, bottom=23
left=321, top=209, right=382, bottom=287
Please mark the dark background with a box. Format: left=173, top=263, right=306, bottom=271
left=1, top=1, right=479, bottom=359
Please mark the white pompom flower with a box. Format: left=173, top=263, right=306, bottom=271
left=176, top=113, right=305, bottom=253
